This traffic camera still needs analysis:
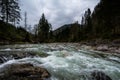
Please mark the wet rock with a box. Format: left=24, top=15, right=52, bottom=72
left=112, top=39, right=120, bottom=45
left=0, top=63, right=51, bottom=80
left=115, top=48, right=120, bottom=53
left=0, top=57, right=4, bottom=64
left=35, top=52, right=50, bottom=58
left=91, top=71, right=112, bottom=80
left=0, top=51, right=50, bottom=64
left=96, top=45, right=109, bottom=51
left=0, top=56, right=8, bottom=64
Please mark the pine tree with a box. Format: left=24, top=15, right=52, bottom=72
left=24, top=12, right=27, bottom=30
left=33, top=24, right=38, bottom=42
left=38, top=13, right=51, bottom=42
left=81, top=8, right=92, bottom=39
left=84, top=8, right=92, bottom=33
left=0, top=0, right=21, bottom=24
left=92, top=0, right=120, bottom=38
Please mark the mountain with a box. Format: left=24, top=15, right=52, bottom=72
left=53, top=22, right=81, bottom=42
left=53, top=24, right=72, bottom=35
left=53, top=0, right=120, bottom=42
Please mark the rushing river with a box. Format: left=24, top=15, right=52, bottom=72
left=0, top=43, right=120, bottom=80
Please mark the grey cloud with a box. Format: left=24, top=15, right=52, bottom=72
left=20, top=0, right=100, bottom=30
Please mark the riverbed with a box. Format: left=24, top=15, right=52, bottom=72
left=0, top=43, right=120, bottom=80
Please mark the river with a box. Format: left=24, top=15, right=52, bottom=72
left=0, top=43, right=120, bottom=80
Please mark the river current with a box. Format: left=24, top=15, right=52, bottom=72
left=0, top=43, right=120, bottom=80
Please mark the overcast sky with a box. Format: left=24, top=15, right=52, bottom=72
left=19, top=0, right=100, bottom=30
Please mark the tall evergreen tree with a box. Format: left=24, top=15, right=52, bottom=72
left=92, top=0, right=120, bottom=38
left=24, top=12, right=27, bottom=30
left=38, top=13, right=51, bottom=42
left=81, top=16, right=85, bottom=26
left=84, top=8, right=92, bottom=33
left=80, top=8, right=92, bottom=39
left=0, top=0, right=21, bottom=24
left=33, top=24, right=38, bottom=42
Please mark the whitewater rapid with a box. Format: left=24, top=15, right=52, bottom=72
left=0, top=43, right=120, bottom=80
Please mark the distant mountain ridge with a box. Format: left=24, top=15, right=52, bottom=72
left=53, top=22, right=81, bottom=42
left=53, top=24, right=72, bottom=35
left=52, top=0, right=120, bottom=42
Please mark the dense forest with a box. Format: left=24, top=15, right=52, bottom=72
left=0, top=0, right=120, bottom=44
left=54, top=0, right=120, bottom=42
left=0, top=21, right=32, bottom=42
left=92, top=0, right=120, bottom=39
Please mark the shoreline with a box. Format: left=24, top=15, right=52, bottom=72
left=0, top=40, right=120, bottom=54
left=80, top=39, right=120, bottom=54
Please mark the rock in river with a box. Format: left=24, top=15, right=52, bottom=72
left=0, top=63, right=51, bottom=80
left=91, top=70, right=112, bottom=80
left=0, top=51, right=50, bottom=64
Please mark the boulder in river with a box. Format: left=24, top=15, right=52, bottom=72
left=0, top=63, right=51, bottom=80
left=91, top=70, right=112, bottom=80
left=0, top=51, right=50, bottom=64
left=96, top=45, right=109, bottom=51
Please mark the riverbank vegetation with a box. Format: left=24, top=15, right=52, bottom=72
left=0, top=0, right=120, bottom=44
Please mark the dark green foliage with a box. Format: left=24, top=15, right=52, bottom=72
left=53, top=9, right=93, bottom=42
left=32, top=24, right=38, bottom=42
left=53, top=8, right=93, bottom=42
left=0, top=0, right=120, bottom=43
left=0, top=20, right=32, bottom=43
left=17, top=27, right=32, bottom=42
left=0, top=20, right=18, bottom=41
left=69, top=22, right=81, bottom=42
left=54, top=22, right=81, bottom=42
left=24, top=32, right=32, bottom=42
left=81, top=8, right=93, bottom=39
left=49, top=28, right=54, bottom=42
left=17, top=27, right=27, bottom=38
left=0, top=0, right=21, bottom=24
left=53, top=24, right=71, bottom=42
left=92, top=0, right=120, bottom=39
left=37, top=13, right=52, bottom=42
left=0, top=0, right=33, bottom=44
left=53, top=0, right=120, bottom=42
left=55, top=27, right=70, bottom=42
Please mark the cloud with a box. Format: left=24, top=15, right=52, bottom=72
left=20, top=0, right=100, bottom=30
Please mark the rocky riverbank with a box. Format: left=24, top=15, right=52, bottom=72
left=0, top=51, right=50, bottom=64
left=80, top=39, right=120, bottom=54
left=0, top=52, right=113, bottom=80
left=0, top=43, right=118, bottom=80
left=0, top=63, right=51, bottom=80
left=0, top=51, right=51, bottom=80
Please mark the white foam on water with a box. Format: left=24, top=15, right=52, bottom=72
left=4, top=48, right=11, bottom=51
left=0, top=44, right=120, bottom=80
left=24, top=47, right=39, bottom=51
left=0, top=60, right=16, bottom=69
left=39, top=49, right=120, bottom=80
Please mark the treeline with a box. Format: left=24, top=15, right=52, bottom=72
left=33, top=14, right=53, bottom=43
left=0, top=21, right=32, bottom=43
left=92, top=0, right=120, bottom=39
left=0, top=0, right=20, bottom=24
left=0, top=0, right=32, bottom=44
left=0, top=0, right=120, bottom=44
left=53, top=22, right=81, bottom=42
left=52, top=0, right=120, bottom=42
